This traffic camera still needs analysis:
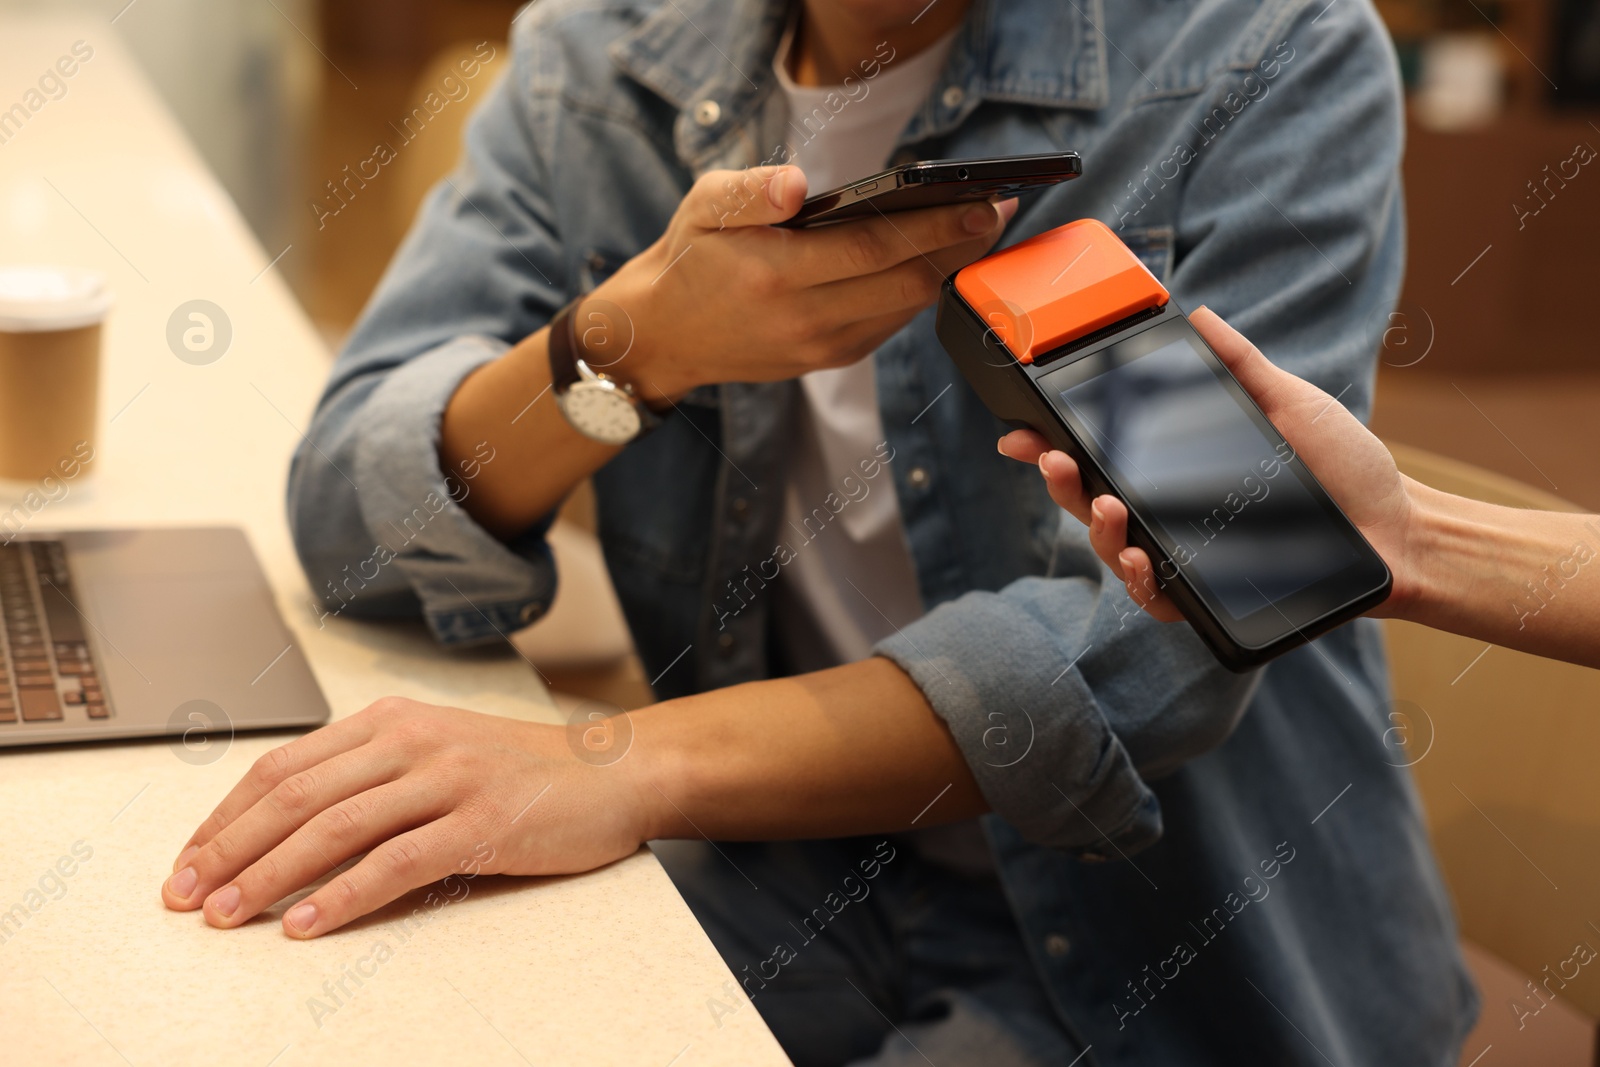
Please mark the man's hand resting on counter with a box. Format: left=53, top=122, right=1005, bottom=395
left=160, top=698, right=653, bottom=938
left=162, top=660, right=985, bottom=938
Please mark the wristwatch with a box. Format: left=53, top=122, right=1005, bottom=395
left=548, top=297, right=661, bottom=446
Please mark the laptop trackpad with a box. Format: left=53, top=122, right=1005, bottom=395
left=87, top=572, right=313, bottom=726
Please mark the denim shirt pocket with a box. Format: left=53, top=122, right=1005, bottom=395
left=577, top=244, right=719, bottom=589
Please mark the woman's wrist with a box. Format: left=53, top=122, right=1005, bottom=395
left=1385, top=476, right=1593, bottom=652
left=1387, top=476, right=1514, bottom=630
left=1381, top=476, right=1452, bottom=625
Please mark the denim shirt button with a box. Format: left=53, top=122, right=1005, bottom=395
left=693, top=100, right=721, bottom=127
left=1044, top=933, right=1071, bottom=958
left=908, top=466, right=930, bottom=489
left=731, top=496, right=750, bottom=521
left=519, top=602, right=543, bottom=624
left=717, top=631, right=736, bottom=656
left=941, top=85, right=966, bottom=110
left=1079, top=850, right=1108, bottom=863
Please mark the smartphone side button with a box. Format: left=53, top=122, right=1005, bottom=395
left=855, top=180, right=880, bottom=195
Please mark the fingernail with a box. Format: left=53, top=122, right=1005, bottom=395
left=997, top=439, right=1010, bottom=457
left=286, top=902, right=317, bottom=935
left=167, top=866, right=197, bottom=899
left=996, top=197, right=1020, bottom=221
left=173, top=845, right=198, bottom=873
left=1091, top=500, right=1105, bottom=529
left=1037, top=453, right=1050, bottom=475
left=766, top=168, right=789, bottom=208
left=964, top=203, right=998, bottom=234
left=209, top=884, right=241, bottom=919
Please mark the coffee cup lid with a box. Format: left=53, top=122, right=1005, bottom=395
left=0, top=266, right=114, bottom=332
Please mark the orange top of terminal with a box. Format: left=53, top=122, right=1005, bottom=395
left=953, top=219, right=1169, bottom=363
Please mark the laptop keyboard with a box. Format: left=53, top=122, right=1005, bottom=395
left=0, top=541, right=108, bottom=724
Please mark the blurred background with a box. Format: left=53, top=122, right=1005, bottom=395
left=5, top=4, right=1599, bottom=1055
left=2, top=0, right=1593, bottom=510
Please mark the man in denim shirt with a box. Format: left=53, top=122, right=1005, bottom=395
left=158, top=0, right=1476, bottom=1063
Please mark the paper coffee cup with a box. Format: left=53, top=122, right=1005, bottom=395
left=0, top=266, right=112, bottom=482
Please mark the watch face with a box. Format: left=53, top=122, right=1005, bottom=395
left=559, top=381, right=643, bottom=445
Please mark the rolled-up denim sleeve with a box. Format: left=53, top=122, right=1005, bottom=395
left=287, top=28, right=569, bottom=646
left=879, top=552, right=1259, bottom=857
left=880, top=0, right=1403, bottom=856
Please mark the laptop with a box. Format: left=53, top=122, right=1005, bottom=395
left=0, top=526, right=330, bottom=746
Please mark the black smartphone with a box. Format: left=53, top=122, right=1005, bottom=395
left=936, top=227, right=1391, bottom=671
left=778, top=152, right=1081, bottom=228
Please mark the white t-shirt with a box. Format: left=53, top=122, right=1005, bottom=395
left=770, top=19, right=994, bottom=879
left=770, top=19, right=960, bottom=675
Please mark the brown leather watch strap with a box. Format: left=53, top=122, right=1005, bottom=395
left=548, top=297, right=666, bottom=435
left=546, top=299, right=583, bottom=394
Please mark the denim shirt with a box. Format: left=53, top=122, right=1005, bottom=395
left=288, top=0, right=1476, bottom=1061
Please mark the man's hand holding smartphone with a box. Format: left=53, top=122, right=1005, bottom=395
left=580, top=164, right=1016, bottom=404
